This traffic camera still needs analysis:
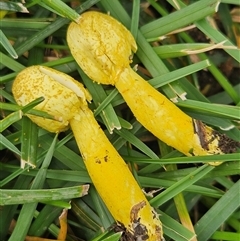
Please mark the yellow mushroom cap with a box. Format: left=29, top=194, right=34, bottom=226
left=67, top=11, right=137, bottom=85
left=12, top=65, right=91, bottom=133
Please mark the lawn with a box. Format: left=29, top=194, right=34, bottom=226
left=0, top=0, right=240, bottom=241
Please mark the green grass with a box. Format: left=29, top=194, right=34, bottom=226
left=1, top=0, right=240, bottom=241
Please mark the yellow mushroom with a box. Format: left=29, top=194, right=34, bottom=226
left=67, top=11, right=239, bottom=163
left=12, top=65, right=164, bottom=241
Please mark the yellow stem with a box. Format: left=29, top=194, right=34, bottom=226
left=116, top=68, right=222, bottom=157
left=70, top=105, right=163, bottom=240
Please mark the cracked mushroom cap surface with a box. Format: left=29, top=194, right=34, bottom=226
left=12, top=65, right=91, bottom=133
left=67, top=11, right=137, bottom=85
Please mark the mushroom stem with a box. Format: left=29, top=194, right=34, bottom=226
left=70, top=104, right=163, bottom=240
left=116, top=68, right=221, bottom=157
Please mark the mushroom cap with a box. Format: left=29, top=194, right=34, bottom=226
left=12, top=65, right=91, bottom=133
left=67, top=11, right=137, bottom=85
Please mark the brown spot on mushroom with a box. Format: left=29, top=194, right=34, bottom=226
left=193, top=119, right=240, bottom=154
left=213, top=130, right=240, bottom=153
left=130, top=201, right=146, bottom=223
left=193, top=119, right=209, bottom=150
left=95, top=158, right=101, bottom=164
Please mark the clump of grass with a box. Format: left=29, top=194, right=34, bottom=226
left=1, top=0, right=240, bottom=241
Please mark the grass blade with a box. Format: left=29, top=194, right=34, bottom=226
left=39, top=0, right=80, bottom=22
left=150, top=165, right=214, bottom=207
left=140, top=0, right=219, bottom=38
left=195, top=180, right=240, bottom=241
left=1, top=185, right=89, bottom=205
left=8, top=134, right=58, bottom=241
